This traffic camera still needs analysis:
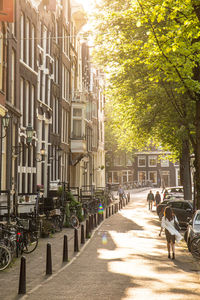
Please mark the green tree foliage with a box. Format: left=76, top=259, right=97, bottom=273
left=90, top=0, right=200, bottom=205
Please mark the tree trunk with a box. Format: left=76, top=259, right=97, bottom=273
left=179, top=140, right=192, bottom=200
left=194, top=100, right=200, bottom=209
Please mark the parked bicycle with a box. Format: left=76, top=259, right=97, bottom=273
left=0, top=224, right=16, bottom=270
left=67, top=205, right=80, bottom=229
left=0, top=214, right=39, bottom=270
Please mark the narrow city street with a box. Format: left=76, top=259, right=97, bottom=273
left=2, top=189, right=199, bottom=300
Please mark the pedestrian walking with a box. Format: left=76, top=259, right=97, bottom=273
left=147, top=190, right=154, bottom=211
left=159, top=206, right=182, bottom=259
left=155, top=191, right=161, bottom=207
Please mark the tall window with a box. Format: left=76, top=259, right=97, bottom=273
left=11, top=49, right=16, bottom=105
left=62, top=108, right=68, bottom=143
left=31, top=25, right=35, bottom=69
left=138, top=156, right=146, bottom=167
left=149, top=171, right=157, bottom=184
left=26, top=81, right=30, bottom=126
left=26, top=18, right=30, bottom=65
left=62, top=64, right=69, bottom=101
left=63, top=26, right=69, bottom=57
left=54, top=57, right=59, bottom=84
left=149, top=155, right=157, bottom=167
left=72, top=108, right=83, bottom=138
left=52, top=96, right=59, bottom=134
left=138, top=171, right=146, bottom=182
left=20, top=13, right=24, bottom=60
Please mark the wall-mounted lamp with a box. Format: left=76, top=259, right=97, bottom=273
left=36, top=148, right=46, bottom=162
left=0, top=112, right=11, bottom=139
left=26, top=124, right=34, bottom=143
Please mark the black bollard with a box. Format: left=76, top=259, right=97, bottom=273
left=109, top=206, right=111, bottom=217
left=63, top=235, right=68, bottom=262
left=81, top=224, right=85, bottom=244
left=18, top=256, right=26, bottom=294
left=112, top=205, right=114, bottom=215
left=86, top=219, right=89, bottom=238
left=94, top=214, right=97, bottom=227
left=46, top=243, right=52, bottom=275
left=106, top=207, right=108, bottom=218
left=74, top=229, right=79, bottom=252
left=91, top=215, right=94, bottom=231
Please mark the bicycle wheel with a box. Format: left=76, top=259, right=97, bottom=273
left=70, top=215, right=79, bottom=229
left=52, top=215, right=63, bottom=232
left=23, top=232, right=38, bottom=254
left=0, top=244, right=11, bottom=271
left=190, top=237, right=200, bottom=258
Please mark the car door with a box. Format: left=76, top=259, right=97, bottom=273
left=182, top=202, right=193, bottom=223
left=170, top=201, right=184, bottom=222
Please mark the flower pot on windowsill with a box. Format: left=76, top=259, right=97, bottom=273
left=25, top=196, right=30, bottom=203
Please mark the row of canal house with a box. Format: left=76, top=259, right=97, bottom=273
left=106, top=150, right=180, bottom=189
left=0, top=0, right=105, bottom=216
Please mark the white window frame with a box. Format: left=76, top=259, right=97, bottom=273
left=138, top=171, right=146, bottom=182
left=11, top=49, right=15, bottom=105
left=31, top=25, right=35, bottom=69
left=20, top=13, right=24, bottom=61
left=138, top=156, right=146, bottom=167
left=148, top=155, right=157, bottom=167
left=72, top=107, right=83, bottom=138
left=26, top=81, right=29, bottom=126
left=148, top=171, right=157, bottom=184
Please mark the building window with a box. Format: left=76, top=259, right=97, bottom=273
left=62, top=64, right=69, bottom=101
left=149, top=155, right=157, bottom=167
left=72, top=108, right=83, bottom=138
left=122, top=170, right=133, bottom=183
left=138, top=156, right=146, bottom=167
left=26, top=18, right=30, bottom=65
left=63, top=26, right=70, bottom=57
left=161, top=159, right=169, bottom=167
left=52, top=96, right=59, bottom=134
left=20, top=13, right=24, bottom=60
left=11, top=49, right=16, bottom=105
left=54, top=57, right=59, bottom=84
left=31, top=25, right=35, bottom=69
left=113, top=171, right=119, bottom=183
left=62, top=108, right=69, bottom=143
left=149, top=171, right=157, bottom=184
left=138, top=171, right=146, bottom=182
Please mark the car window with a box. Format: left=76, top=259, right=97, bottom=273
left=170, top=202, right=183, bottom=209
left=195, top=213, right=200, bottom=222
left=183, top=202, right=192, bottom=210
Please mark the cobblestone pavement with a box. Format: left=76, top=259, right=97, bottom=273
left=1, top=188, right=200, bottom=299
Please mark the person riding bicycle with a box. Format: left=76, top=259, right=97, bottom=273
left=118, top=185, right=126, bottom=206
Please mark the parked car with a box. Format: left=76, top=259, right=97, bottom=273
left=157, top=199, right=193, bottom=228
left=162, top=186, right=184, bottom=200
left=185, top=210, right=200, bottom=252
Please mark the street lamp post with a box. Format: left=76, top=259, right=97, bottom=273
left=0, top=112, right=10, bottom=139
